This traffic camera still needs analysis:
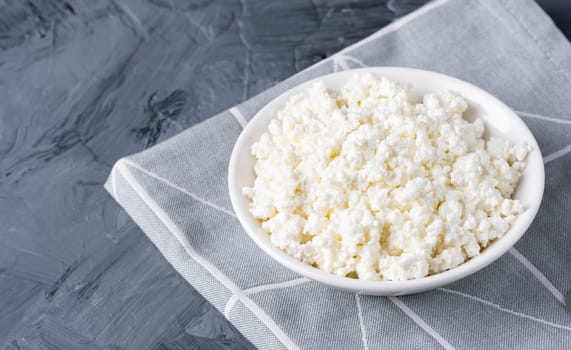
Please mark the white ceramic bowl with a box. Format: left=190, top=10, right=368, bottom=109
left=228, top=67, right=544, bottom=296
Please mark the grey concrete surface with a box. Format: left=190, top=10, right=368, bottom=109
left=0, top=0, right=569, bottom=349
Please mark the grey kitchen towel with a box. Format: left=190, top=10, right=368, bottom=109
left=105, top=0, right=571, bottom=348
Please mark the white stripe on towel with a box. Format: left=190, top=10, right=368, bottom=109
left=509, top=248, right=565, bottom=304
left=389, top=297, right=456, bottom=350
left=355, top=294, right=370, bottom=350
left=229, top=107, right=248, bottom=128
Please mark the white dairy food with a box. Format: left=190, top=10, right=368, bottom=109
left=244, top=73, right=529, bottom=281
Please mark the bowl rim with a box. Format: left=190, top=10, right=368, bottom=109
left=228, top=67, right=545, bottom=295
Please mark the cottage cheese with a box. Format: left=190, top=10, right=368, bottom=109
left=244, top=73, right=529, bottom=281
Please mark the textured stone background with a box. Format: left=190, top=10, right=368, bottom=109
left=0, top=0, right=569, bottom=349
